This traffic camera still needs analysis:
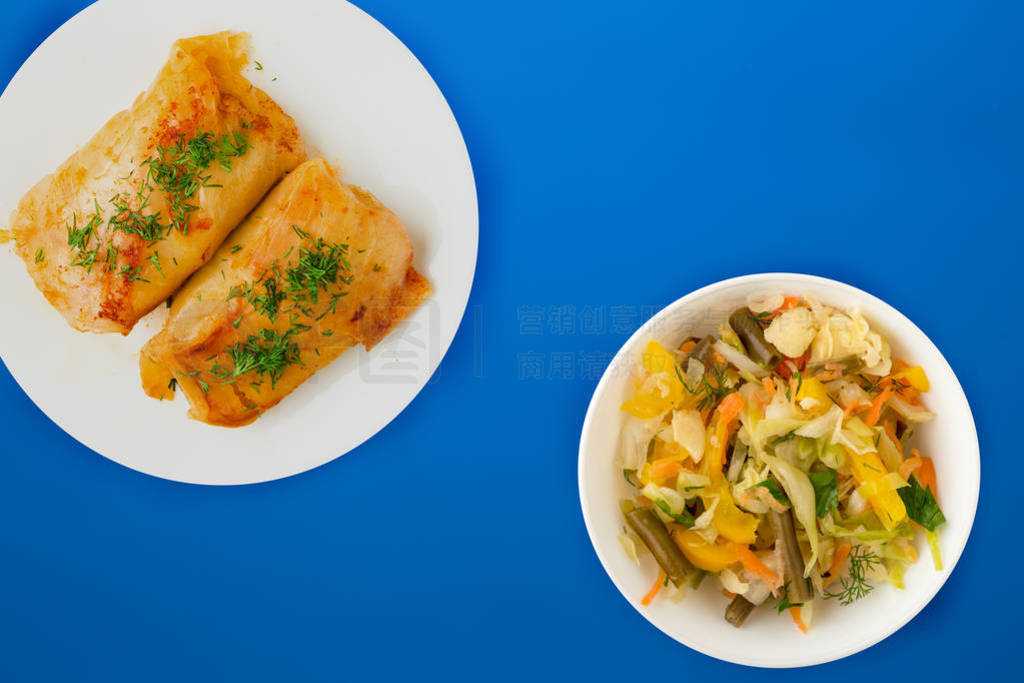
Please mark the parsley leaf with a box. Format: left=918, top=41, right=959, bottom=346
left=756, top=479, right=791, bottom=506
left=897, top=475, right=946, bottom=531
left=654, top=499, right=695, bottom=527
left=770, top=430, right=796, bottom=446
left=809, top=470, right=839, bottom=518
left=775, top=591, right=803, bottom=613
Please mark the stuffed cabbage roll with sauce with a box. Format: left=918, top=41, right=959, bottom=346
left=9, top=32, right=305, bottom=334
left=139, top=158, right=431, bottom=427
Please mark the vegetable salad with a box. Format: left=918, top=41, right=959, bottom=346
left=617, top=294, right=945, bottom=632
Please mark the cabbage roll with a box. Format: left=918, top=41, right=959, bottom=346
left=139, top=158, right=431, bottom=427
left=9, top=32, right=305, bottom=333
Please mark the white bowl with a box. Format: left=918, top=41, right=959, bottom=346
left=578, top=273, right=979, bottom=668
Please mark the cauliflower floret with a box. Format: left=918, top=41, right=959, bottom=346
left=809, top=307, right=892, bottom=375
left=747, top=293, right=785, bottom=314
left=763, top=307, right=818, bottom=358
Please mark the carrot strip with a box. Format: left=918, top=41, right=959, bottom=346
left=761, top=377, right=776, bottom=396
left=789, top=605, right=808, bottom=634
left=843, top=401, right=868, bottom=419
left=914, top=452, right=938, bottom=500
left=767, top=296, right=801, bottom=319
left=730, top=543, right=782, bottom=594
left=680, top=340, right=697, bottom=354
left=823, top=542, right=851, bottom=587
left=716, top=392, right=745, bottom=422
left=650, top=459, right=684, bottom=482
left=883, top=418, right=903, bottom=454
left=713, top=351, right=726, bottom=365
left=898, top=456, right=923, bottom=482
left=864, top=388, right=893, bottom=426
left=722, top=589, right=736, bottom=599
left=641, top=569, right=666, bottom=606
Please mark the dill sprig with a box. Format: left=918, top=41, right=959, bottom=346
left=229, top=277, right=288, bottom=322
left=202, top=230, right=353, bottom=391
left=139, top=130, right=250, bottom=235
left=823, top=545, right=881, bottom=605
left=210, top=328, right=303, bottom=388
left=284, top=237, right=351, bottom=304
left=65, top=128, right=249, bottom=276
left=65, top=203, right=105, bottom=271
left=676, top=363, right=731, bottom=411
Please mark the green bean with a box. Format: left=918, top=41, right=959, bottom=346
left=807, top=355, right=861, bottom=376
left=688, top=569, right=707, bottom=589
left=769, top=505, right=812, bottom=604
left=724, top=595, right=757, bottom=627
left=683, top=335, right=716, bottom=367
left=728, top=308, right=780, bottom=367
left=625, top=507, right=694, bottom=587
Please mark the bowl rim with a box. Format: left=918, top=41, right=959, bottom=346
left=577, top=272, right=980, bottom=668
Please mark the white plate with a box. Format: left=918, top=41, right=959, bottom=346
left=578, top=273, right=979, bottom=667
left=0, top=0, right=477, bottom=485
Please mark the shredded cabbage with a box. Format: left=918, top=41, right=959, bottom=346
left=694, top=496, right=721, bottom=544
left=821, top=514, right=913, bottom=542
left=926, top=530, right=943, bottom=570
left=641, top=483, right=686, bottom=518
left=747, top=293, right=785, bottom=314
left=889, top=395, right=936, bottom=422
left=795, top=404, right=843, bottom=439
left=713, top=339, right=768, bottom=379
left=726, top=440, right=748, bottom=482
left=618, top=416, right=660, bottom=472
left=618, top=532, right=641, bottom=564
left=719, top=568, right=750, bottom=594
left=671, top=409, right=706, bottom=462
left=763, top=454, right=820, bottom=576
left=675, top=470, right=711, bottom=497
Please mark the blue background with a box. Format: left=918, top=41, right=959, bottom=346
left=1, top=1, right=1019, bottom=680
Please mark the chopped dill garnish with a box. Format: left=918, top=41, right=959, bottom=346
left=147, top=252, right=165, bottom=278
left=211, top=328, right=303, bottom=388
left=824, top=545, right=881, bottom=605
left=676, top=363, right=730, bottom=411
left=118, top=264, right=148, bottom=283
left=284, top=237, right=351, bottom=304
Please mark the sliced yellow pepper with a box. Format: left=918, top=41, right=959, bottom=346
left=893, top=366, right=930, bottom=392
left=621, top=394, right=668, bottom=419
left=621, top=341, right=685, bottom=418
left=671, top=529, right=739, bottom=572
left=847, top=448, right=906, bottom=530
left=639, top=449, right=688, bottom=486
left=651, top=438, right=686, bottom=461
left=699, top=409, right=760, bottom=544
left=796, top=377, right=830, bottom=412
left=708, top=480, right=759, bottom=544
